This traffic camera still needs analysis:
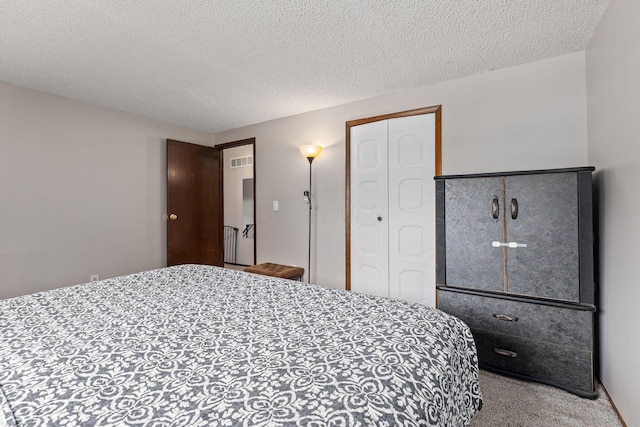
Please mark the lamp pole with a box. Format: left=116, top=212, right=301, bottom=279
left=299, top=145, right=322, bottom=284
left=306, top=156, right=313, bottom=283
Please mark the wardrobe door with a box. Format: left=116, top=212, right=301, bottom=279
left=444, top=177, right=505, bottom=292
left=506, top=173, right=579, bottom=301
left=350, top=120, right=390, bottom=298
left=387, top=114, right=435, bottom=305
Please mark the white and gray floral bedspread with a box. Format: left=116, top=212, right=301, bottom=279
left=0, top=264, right=481, bottom=426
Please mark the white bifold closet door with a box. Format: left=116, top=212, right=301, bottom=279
left=350, top=113, right=436, bottom=306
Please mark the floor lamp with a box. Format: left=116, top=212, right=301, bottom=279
left=299, top=145, right=323, bottom=283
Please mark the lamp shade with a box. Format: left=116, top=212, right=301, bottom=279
left=299, top=145, right=323, bottom=160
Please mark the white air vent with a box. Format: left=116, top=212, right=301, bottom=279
left=230, top=155, right=253, bottom=168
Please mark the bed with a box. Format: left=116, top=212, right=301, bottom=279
left=0, top=264, right=481, bottom=426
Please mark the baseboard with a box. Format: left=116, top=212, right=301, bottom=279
left=599, top=379, right=628, bottom=427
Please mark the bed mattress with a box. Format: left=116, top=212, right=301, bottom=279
left=0, top=264, right=481, bottom=426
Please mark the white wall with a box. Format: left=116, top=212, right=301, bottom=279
left=586, top=0, right=640, bottom=424
left=223, top=144, right=254, bottom=265
left=215, top=51, right=589, bottom=302
left=0, top=82, right=213, bottom=299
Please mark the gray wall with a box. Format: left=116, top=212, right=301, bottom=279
left=587, top=0, right=640, bottom=424
left=214, top=51, right=589, bottom=307
left=0, top=82, right=213, bottom=299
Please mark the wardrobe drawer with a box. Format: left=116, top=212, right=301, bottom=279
left=473, top=330, right=595, bottom=395
left=438, top=290, right=593, bottom=350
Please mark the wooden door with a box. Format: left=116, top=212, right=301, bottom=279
left=506, top=173, right=579, bottom=301
left=444, top=177, right=505, bottom=292
left=349, top=112, right=439, bottom=305
left=387, top=114, right=436, bottom=305
left=167, top=139, right=223, bottom=266
left=349, top=120, right=390, bottom=297
left=346, top=106, right=442, bottom=306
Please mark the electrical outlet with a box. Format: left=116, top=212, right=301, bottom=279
left=90, top=274, right=100, bottom=282
left=272, top=201, right=279, bottom=211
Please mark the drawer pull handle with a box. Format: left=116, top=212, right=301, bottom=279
left=494, top=348, right=518, bottom=358
left=493, top=313, right=518, bottom=322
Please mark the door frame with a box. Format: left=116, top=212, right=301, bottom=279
left=215, top=137, right=257, bottom=265
left=345, top=106, right=442, bottom=291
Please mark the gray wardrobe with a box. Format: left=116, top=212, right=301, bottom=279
left=435, top=167, right=597, bottom=398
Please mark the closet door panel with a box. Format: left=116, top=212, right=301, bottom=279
left=388, top=114, right=435, bottom=304
left=444, top=177, right=504, bottom=292
left=350, top=120, right=390, bottom=298
left=506, top=173, right=579, bottom=301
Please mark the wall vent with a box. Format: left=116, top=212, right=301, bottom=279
left=230, top=155, right=253, bottom=168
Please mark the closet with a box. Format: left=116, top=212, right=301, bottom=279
left=347, top=108, right=439, bottom=306
left=435, top=167, right=596, bottom=398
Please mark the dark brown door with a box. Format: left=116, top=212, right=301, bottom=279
left=167, top=139, right=223, bottom=266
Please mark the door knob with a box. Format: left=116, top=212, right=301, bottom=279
left=169, top=213, right=178, bottom=220
left=377, top=216, right=382, bottom=222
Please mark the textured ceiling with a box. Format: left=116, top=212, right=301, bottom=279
left=0, top=1, right=610, bottom=133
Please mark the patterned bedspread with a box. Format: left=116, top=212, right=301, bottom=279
left=0, top=265, right=481, bottom=426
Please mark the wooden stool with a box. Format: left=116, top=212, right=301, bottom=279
left=244, top=263, right=304, bottom=281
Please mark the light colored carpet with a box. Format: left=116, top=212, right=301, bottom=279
left=470, top=370, right=622, bottom=427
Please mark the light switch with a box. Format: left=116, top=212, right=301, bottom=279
left=272, top=201, right=279, bottom=211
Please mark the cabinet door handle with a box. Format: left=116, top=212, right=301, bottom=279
left=492, top=241, right=527, bottom=248
left=511, top=198, right=519, bottom=219
left=493, top=313, right=518, bottom=322
left=494, top=348, right=518, bottom=358
left=492, top=196, right=500, bottom=220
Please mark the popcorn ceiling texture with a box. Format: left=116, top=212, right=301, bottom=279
left=0, top=0, right=610, bottom=133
